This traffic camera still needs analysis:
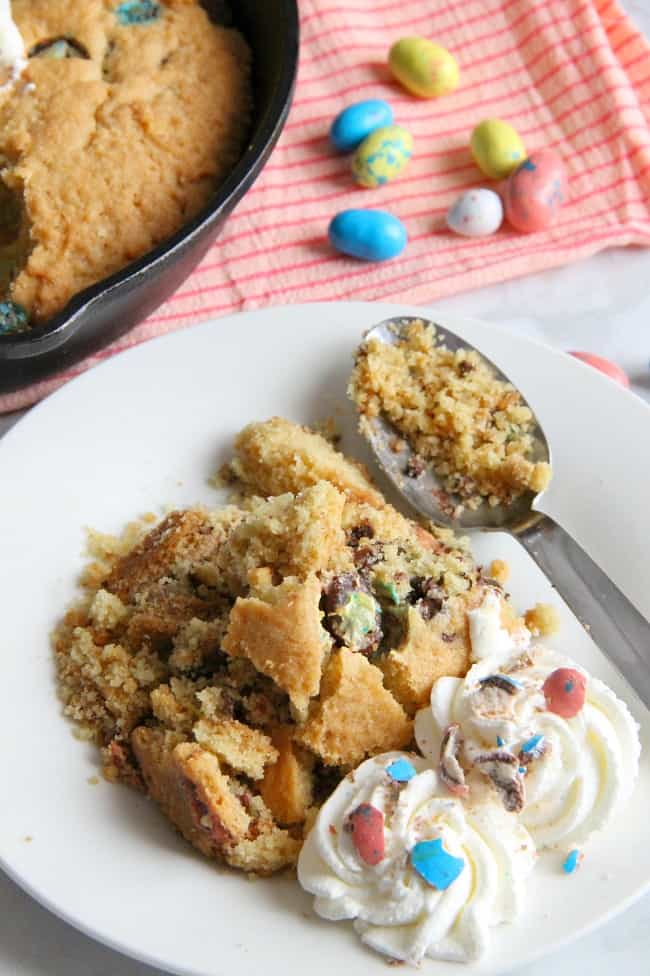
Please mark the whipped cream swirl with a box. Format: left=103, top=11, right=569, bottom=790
left=415, top=593, right=641, bottom=849
left=298, top=752, right=535, bottom=964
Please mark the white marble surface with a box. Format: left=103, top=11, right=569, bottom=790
left=2, top=1, right=650, bottom=972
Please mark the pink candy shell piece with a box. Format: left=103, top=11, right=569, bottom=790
left=347, top=803, right=385, bottom=866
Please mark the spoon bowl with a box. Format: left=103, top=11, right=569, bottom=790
left=355, top=313, right=650, bottom=710
left=359, top=315, right=550, bottom=533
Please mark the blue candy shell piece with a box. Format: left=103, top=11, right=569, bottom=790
left=410, top=838, right=465, bottom=890
left=328, top=209, right=407, bottom=262
left=563, top=849, right=582, bottom=874
left=386, top=757, right=417, bottom=783
left=330, top=100, right=394, bottom=152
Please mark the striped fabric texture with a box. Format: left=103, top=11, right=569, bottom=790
left=3, top=0, right=650, bottom=411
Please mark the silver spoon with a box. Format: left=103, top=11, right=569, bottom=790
left=357, top=315, right=650, bottom=709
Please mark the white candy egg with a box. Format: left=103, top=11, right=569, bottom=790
left=446, top=188, right=503, bottom=237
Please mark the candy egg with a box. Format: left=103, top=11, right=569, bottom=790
left=569, top=352, right=630, bottom=388
left=347, top=803, right=385, bottom=865
left=446, top=188, right=503, bottom=237
left=470, top=119, right=526, bottom=180
left=389, top=37, right=459, bottom=98
left=330, top=99, right=394, bottom=153
left=543, top=667, right=586, bottom=719
left=504, top=149, right=568, bottom=233
left=352, top=125, right=413, bottom=188
left=329, top=209, right=407, bottom=261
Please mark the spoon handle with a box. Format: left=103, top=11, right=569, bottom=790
left=518, top=517, right=650, bottom=711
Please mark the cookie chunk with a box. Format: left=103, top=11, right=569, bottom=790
left=223, top=574, right=330, bottom=720
left=150, top=677, right=203, bottom=733
left=380, top=592, right=482, bottom=713
left=132, top=727, right=299, bottom=873
left=295, top=649, right=412, bottom=767
left=132, top=728, right=250, bottom=859
left=193, top=718, right=277, bottom=781
left=221, top=482, right=346, bottom=588
left=104, top=509, right=225, bottom=603
left=261, top=727, right=314, bottom=826
left=230, top=417, right=384, bottom=507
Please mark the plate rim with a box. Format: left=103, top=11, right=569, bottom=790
left=1, top=299, right=648, bottom=976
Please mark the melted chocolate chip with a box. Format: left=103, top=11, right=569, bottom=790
left=347, top=523, right=375, bottom=546
left=408, top=576, right=445, bottom=620
left=353, top=542, right=383, bottom=571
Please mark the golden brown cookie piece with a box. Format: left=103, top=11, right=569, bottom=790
left=150, top=677, right=203, bottom=733
left=261, top=727, right=314, bottom=826
left=193, top=717, right=277, bottom=781
left=230, top=418, right=384, bottom=507
left=379, top=592, right=483, bottom=713
left=132, top=728, right=250, bottom=860
left=104, top=510, right=220, bottom=604
left=295, top=649, right=412, bottom=767
left=222, top=482, right=346, bottom=587
left=227, top=829, right=302, bottom=876
left=102, top=737, right=146, bottom=791
left=54, top=625, right=166, bottom=741
left=222, top=574, right=330, bottom=720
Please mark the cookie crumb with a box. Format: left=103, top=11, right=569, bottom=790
left=489, top=559, right=509, bottom=585
left=524, top=603, right=560, bottom=637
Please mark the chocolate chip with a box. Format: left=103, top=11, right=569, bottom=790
left=479, top=674, right=521, bottom=695
left=474, top=751, right=525, bottom=813
left=353, top=542, right=383, bottom=570
left=408, top=576, right=445, bottom=619
left=439, top=724, right=468, bottom=797
left=347, top=522, right=375, bottom=546
left=419, top=596, right=444, bottom=620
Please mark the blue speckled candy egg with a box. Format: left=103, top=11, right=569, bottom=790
left=116, top=0, right=161, bottom=26
left=352, top=125, right=413, bottom=188
left=330, top=100, right=394, bottom=153
left=446, top=188, right=503, bottom=237
left=329, top=209, right=407, bottom=261
left=0, top=301, right=29, bottom=336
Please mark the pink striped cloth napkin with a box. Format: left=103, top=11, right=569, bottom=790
left=3, top=0, right=650, bottom=412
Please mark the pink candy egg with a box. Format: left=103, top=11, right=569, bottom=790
left=504, top=149, right=567, bottom=233
left=543, top=667, right=586, bottom=719
left=347, top=803, right=385, bottom=865
left=569, top=351, right=630, bottom=388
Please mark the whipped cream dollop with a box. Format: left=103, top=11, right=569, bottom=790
left=298, top=752, right=535, bottom=964
left=415, top=592, right=641, bottom=849
left=0, top=1, right=26, bottom=90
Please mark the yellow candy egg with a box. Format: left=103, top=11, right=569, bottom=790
left=470, top=119, right=526, bottom=180
left=352, top=125, right=413, bottom=188
left=388, top=37, right=459, bottom=99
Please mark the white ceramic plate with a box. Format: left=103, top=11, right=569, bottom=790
left=0, top=302, right=649, bottom=976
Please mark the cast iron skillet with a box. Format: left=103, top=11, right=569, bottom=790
left=0, top=0, right=299, bottom=394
